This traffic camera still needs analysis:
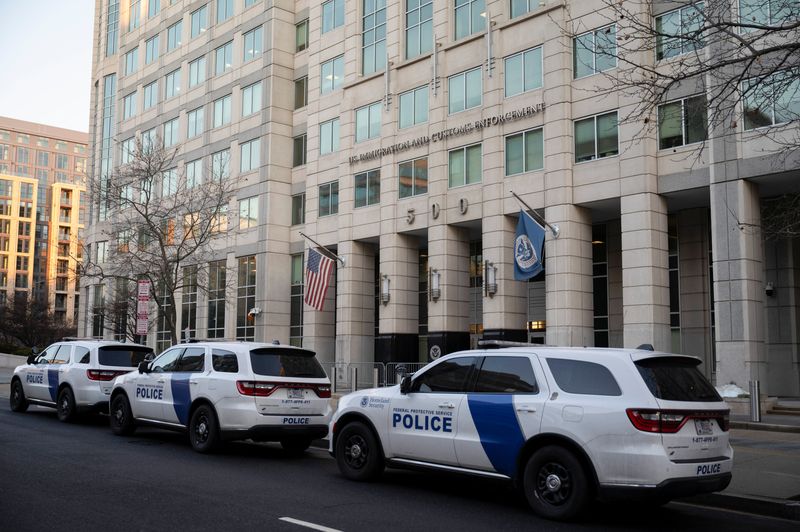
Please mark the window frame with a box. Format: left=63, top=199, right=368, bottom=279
left=240, top=138, right=260, bottom=173
left=320, top=55, right=345, bottom=95
left=243, top=26, right=263, bottom=62
left=319, top=118, right=340, bottom=156
left=448, top=143, right=483, bottom=188
left=318, top=180, right=339, bottom=217
left=573, top=110, right=619, bottom=163
left=655, top=2, right=706, bottom=61
left=322, top=0, right=345, bottom=34
left=448, top=66, right=483, bottom=114
left=504, top=126, right=544, bottom=176
left=657, top=94, right=708, bottom=149
left=454, top=0, right=486, bottom=40
left=355, top=102, right=382, bottom=142
left=573, top=24, right=617, bottom=79
left=190, top=4, right=209, bottom=39
left=242, top=81, right=262, bottom=117
left=189, top=56, right=206, bottom=87
left=398, top=85, right=429, bottom=129
left=354, top=168, right=381, bottom=208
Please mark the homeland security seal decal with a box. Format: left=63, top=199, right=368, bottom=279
left=515, top=233, right=538, bottom=270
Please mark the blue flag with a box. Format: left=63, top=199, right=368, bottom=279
left=514, top=210, right=546, bottom=280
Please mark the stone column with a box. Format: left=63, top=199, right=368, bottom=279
left=677, top=209, right=713, bottom=371
left=621, top=193, right=671, bottom=351
left=764, top=237, right=800, bottom=396
left=335, top=240, right=376, bottom=365
left=375, top=233, right=419, bottom=363
left=482, top=214, right=528, bottom=342
left=544, top=204, right=593, bottom=347
left=427, top=224, right=470, bottom=358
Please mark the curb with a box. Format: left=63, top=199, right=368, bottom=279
left=681, top=492, right=800, bottom=522
left=731, top=421, right=800, bottom=434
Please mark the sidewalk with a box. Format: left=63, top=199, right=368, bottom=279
left=0, top=365, right=797, bottom=521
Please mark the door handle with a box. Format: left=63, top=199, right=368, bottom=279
left=437, top=402, right=455, bottom=409
left=516, top=406, right=537, bottom=413
left=157, top=380, right=165, bottom=384
left=189, top=381, right=198, bottom=385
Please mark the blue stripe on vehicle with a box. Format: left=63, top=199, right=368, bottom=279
left=467, top=394, right=526, bottom=477
left=47, top=369, right=59, bottom=402
left=170, top=374, right=192, bottom=426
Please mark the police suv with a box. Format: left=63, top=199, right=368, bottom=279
left=108, top=341, right=332, bottom=453
left=9, top=339, right=154, bottom=422
left=330, top=345, right=732, bottom=521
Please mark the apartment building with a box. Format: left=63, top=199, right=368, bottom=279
left=84, top=0, right=800, bottom=395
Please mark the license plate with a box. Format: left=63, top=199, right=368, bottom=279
left=695, top=419, right=713, bottom=435
left=287, top=388, right=304, bottom=399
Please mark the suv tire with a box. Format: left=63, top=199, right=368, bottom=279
left=57, top=387, right=78, bottom=423
left=189, top=404, right=220, bottom=453
left=10, top=379, right=28, bottom=413
left=335, top=421, right=384, bottom=481
left=523, top=445, right=590, bottom=521
left=110, top=394, right=136, bottom=436
left=281, top=438, right=312, bottom=455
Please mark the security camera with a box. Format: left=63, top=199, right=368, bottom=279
left=765, top=282, right=774, bottom=297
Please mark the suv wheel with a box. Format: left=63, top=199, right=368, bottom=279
left=523, top=445, right=590, bottom=521
left=110, top=394, right=136, bottom=436
left=335, top=422, right=384, bottom=481
left=281, top=438, right=312, bottom=455
left=189, top=405, right=220, bottom=453
left=9, top=379, right=28, bottom=413
left=57, top=387, right=77, bottom=423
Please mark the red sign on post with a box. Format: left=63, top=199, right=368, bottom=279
left=136, top=280, right=151, bottom=336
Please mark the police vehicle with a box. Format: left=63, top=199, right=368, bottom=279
left=330, top=345, right=732, bottom=521
left=108, top=341, right=332, bottom=453
left=9, top=339, right=154, bottom=422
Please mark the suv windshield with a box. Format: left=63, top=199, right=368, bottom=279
left=98, top=346, right=154, bottom=367
left=635, top=356, right=721, bottom=402
left=250, top=348, right=326, bottom=378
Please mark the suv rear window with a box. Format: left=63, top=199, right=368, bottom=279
left=98, top=346, right=154, bottom=367
left=250, top=348, right=326, bottom=378
left=636, top=357, right=721, bottom=402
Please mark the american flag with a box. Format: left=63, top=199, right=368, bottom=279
left=304, top=248, right=334, bottom=311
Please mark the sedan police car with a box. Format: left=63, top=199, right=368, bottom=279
left=9, top=339, right=154, bottom=422
left=108, top=341, right=332, bottom=453
left=330, top=346, right=732, bottom=521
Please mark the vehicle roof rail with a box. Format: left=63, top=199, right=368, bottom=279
left=61, top=336, right=104, bottom=342
left=477, top=340, right=534, bottom=349
left=185, top=337, right=247, bottom=343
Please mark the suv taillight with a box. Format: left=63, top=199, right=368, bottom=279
left=236, top=381, right=332, bottom=398
left=626, top=409, right=730, bottom=433
left=87, top=369, right=126, bottom=381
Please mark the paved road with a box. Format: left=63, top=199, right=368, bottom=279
left=0, top=406, right=796, bottom=532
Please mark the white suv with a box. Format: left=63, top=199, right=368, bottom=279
left=9, top=339, right=154, bottom=422
left=330, top=345, right=732, bottom=521
left=109, top=341, right=332, bottom=453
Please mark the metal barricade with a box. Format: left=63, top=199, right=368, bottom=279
left=385, top=362, right=428, bottom=386
left=328, top=362, right=386, bottom=393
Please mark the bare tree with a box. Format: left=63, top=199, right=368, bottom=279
left=83, top=137, right=237, bottom=345
left=0, top=294, right=76, bottom=349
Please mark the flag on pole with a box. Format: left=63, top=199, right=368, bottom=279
left=304, top=248, right=335, bottom=311
left=514, top=209, right=546, bottom=280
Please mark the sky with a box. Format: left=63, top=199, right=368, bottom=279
left=0, top=0, right=94, bottom=133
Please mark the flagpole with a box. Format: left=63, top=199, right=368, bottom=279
left=509, top=190, right=560, bottom=239
left=299, top=232, right=346, bottom=266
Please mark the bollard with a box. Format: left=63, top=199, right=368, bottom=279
left=749, top=380, right=761, bottom=423
left=373, top=367, right=379, bottom=388
left=352, top=366, right=358, bottom=392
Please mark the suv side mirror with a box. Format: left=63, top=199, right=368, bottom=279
left=138, top=360, right=150, bottom=374
left=400, top=375, right=412, bottom=395
left=27, top=354, right=38, bottom=365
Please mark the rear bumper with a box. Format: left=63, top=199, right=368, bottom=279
left=598, top=472, right=732, bottom=501
left=221, top=424, right=329, bottom=442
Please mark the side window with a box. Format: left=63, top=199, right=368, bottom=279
left=177, top=347, right=205, bottom=372
left=410, top=356, right=477, bottom=393
left=546, top=358, right=622, bottom=396
left=39, top=344, right=60, bottom=363
left=212, top=349, right=239, bottom=373
left=53, top=345, right=72, bottom=364
left=151, top=348, right=183, bottom=373
left=474, top=356, right=538, bottom=393
left=75, top=347, right=91, bottom=364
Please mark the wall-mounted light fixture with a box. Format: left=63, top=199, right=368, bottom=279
left=765, top=281, right=774, bottom=297
left=484, top=260, right=497, bottom=297
left=381, top=274, right=391, bottom=305
left=429, top=268, right=441, bottom=301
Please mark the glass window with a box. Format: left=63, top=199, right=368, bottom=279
left=124, top=48, right=138, bottom=75
left=355, top=102, right=382, bottom=142
left=292, top=193, right=305, bottom=225
left=455, top=0, right=486, bottom=39
left=574, top=111, right=618, bottom=162
left=240, top=138, right=260, bottom=172
left=363, top=0, right=387, bottom=74
left=216, top=0, right=233, bottom=23
left=190, top=5, right=208, bottom=38
left=189, top=56, right=206, bottom=87
left=239, top=196, right=259, bottom=229
left=249, top=348, right=326, bottom=378
left=215, top=41, right=233, bottom=75
left=129, top=0, right=141, bottom=31
left=318, top=181, right=339, bottom=217
left=636, top=357, right=721, bottom=402
left=163, top=117, right=179, bottom=147
left=474, top=356, right=538, bottom=393
left=121, top=137, right=135, bottom=164
left=743, top=71, right=800, bottom=130
left=293, top=134, right=307, bottom=167
left=236, top=256, right=257, bottom=340
left=207, top=261, right=226, bottom=338
left=187, top=106, right=205, bottom=138
left=212, top=349, right=239, bottom=372
left=122, top=91, right=137, bottom=120
left=448, top=143, right=482, bottom=187
left=510, top=0, right=537, bottom=18
left=406, top=0, right=433, bottom=59
left=76, top=347, right=91, bottom=364
left=411, top=356, right=477, bottom=393
left=656, top=3, right=705, bottom=60
left=211, top=149, right=230, bottom=179
left=399, top=85, right=428, bottom=128
left=178, top=347, right=206, bottom=372
left=449, top=67, right=482, bottom=114
left=505, top=46, right=542, bottom=97
left=148, top=0, right=160, bottom=17
left=167, top=20, right=182, bottom=51
left=319, top=118, right=340, bottom=155
left=296, top=19, right=309, bottom=51
left=399, top=156, right=428, bottom=198
left=242, top=81, right=262, bottom=117
left=165, top=68, right=180, bottom=98
left=52, top=344, right=72, bottom=364
left=143, top=80, right=158, bottom=109
left=107, top=0, right=120, bottom=55
left=243, top=26, right=263, bottom=62
left=245, top=0, right=260, bottom=7
left=322, top=0, right=345, bottom=33
left=151, top=348, right=183, bottom=372
left=354, top=169, right=380, bottom=208
left=321, top=55, right=345, bottom=94
left=294, top=76, right=308, bottom=109
left=658, top=95, right=707, bottom=149
left=213, top=94, right=232, bottom=127
left=546, top=358, right=622, bottom=396
left=98, top=346, right=153, bottom=367
left=36, top=150, right=49, bottom=167
left=145, top=35, right=160, bottom=64
left=290, top=254, right=305, bottom=347
left=161, top=167, right=177, bottom=196
left=505, top=127, right=543, bottom=175
left=186, top=158, right=203, bottom=187
left=573, top=24, right=616, bottom=78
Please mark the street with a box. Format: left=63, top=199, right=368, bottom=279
left=0, top=406, right=796, bottom=532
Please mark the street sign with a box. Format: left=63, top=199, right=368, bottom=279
left=136, top=280, right=151, bottom=336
